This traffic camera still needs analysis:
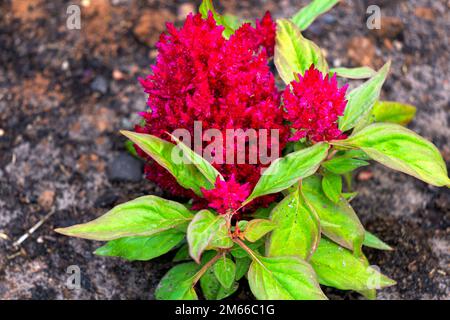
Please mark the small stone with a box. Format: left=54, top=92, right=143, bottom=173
left=91, top=76, right=108, bottom=94
left=94, top=192, right=118, bottom=208
left=107, top=153, right=143, bottom=182
left=357, top=170, right=374, bottom=181
left=133, top=10, right=175, bottom=47
left=112, top=69, right=124, bottom=80
left=0, top=129, right=4, bottom=137
left=347, top=36, right=375, bottom=67
left=38, top=190, right=55, bottom=210
left=372, top=17, right=404, bottom=39
left=178, top=3, right=195, bottom=21
left=414, top=7, right=434, bottom=21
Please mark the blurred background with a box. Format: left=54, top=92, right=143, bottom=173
left=0, top=0, right=448, bottom=299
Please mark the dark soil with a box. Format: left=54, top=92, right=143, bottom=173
left=0, top=0, right=449, bottom=299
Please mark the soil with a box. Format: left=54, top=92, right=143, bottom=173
left=0, top=0, right=449, bottom=300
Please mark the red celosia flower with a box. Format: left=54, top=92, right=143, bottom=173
left=283, top=66, right=349, bottom=142
left=136, top=13, right=288, bottom=209
left=255, top=11, right=276, bottom=57
left=201, top=175, right=251, bottom=215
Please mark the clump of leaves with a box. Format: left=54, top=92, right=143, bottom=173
left=56, top=0, right=449, bottom=300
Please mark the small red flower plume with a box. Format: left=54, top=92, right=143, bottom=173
left=283, top=66, right=349, bottom=142
left=201, top=175, right=251, bottom=215
left=255, top=11, right=276, bottom=57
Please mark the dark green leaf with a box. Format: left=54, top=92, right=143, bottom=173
left=244, top=142, right=329, bottom=205
left=275, top=19, right=328, bottom=84
left=248, top=255, right=327, bottom=300
left=55, top=196, right=193, bottom=241
left=155, top=262, right=199, bottom=300
left=322, top=157, right=369, bottom=174
left=95, top=229, right=184, bottom=261
left=235, top=257, right=252, bottom=280
left=121, top=131, right=213, bottom=195
left=310, top=238, right=396, bottom=291
left=339, top=61, right=391, bottom=132
left=200, top=268, right=239, bottom=300
left=334, top=123, right=450, bottom=187
left=292, top=0, right=339, bottom=31
left=266, top=186, right=320, bottom=260
left=303, top=176, right=364, bottom=255
left=173, top=243, right=190, bottom=262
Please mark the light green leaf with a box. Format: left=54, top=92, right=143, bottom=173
left=244, top=142, right=329, bottom=205
left=363, top=231, right=393, bottom=251
left=292, top=0, right=340, bottom=31
left=235, top=257, right=252, bottom=280
left=199, top=0, right=236, bottom=38
left=173, top=243, right=190, bottom=262
left=322, top=157, right=369, bottom=174
left=214, top=257, right=236, bottom=289
left=95, top=229, right=184, bottom=261
left=372, top=101, right=417, bottom=125
left=121, top=131, right=213, bottom=195
left=155, top=262, right=199, bottom=300
left=266, top=186, right=320, bottom=260
left=303, top=175, right=364, bottom=255
left=333, top=123, right=450, bottom=187
left=200, top=268, right=239, bottom=300
left=244, top=219, right=276, bottom=243
left=322, top=171, right=342, bottom=203
left=248, top=255, right=327, bottom=300
left=330, top=66, right=376, bottom=79
left=310, top=238, right=396, bottom=291
left=339, top=61, right=391, bottom=132
left=55, top=196, right=193, bottom=241
left=169, top=133, right=223, bottom=185
left=187, top=210, right=232, bottom=263
left=274, top=19, right=328, bottom=84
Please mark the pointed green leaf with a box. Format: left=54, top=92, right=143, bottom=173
left=121, top=131, right=213, bottom=195
left=303, top=175, right=364, bottom=255
left=187, top=210, right=232, bottom=263
left=322, top=157, right=369, bottom=174
left=334, top=123, right=450, bottom=187
left=244, top=142, right=329, bottom=205
left=169, top=133, right=223, bottom=185
left=363, top=231, right=393, bottom=251
left=230, top=240, right=264, bottom=259
left=244, top=219, right=276, bottom=243
left=310, top=238, right=396, bottom=291
left=330, top=66, right=376, bottom=79
left=275, top=19, right=328, bottom=84
left=214, top=257, right=236, bottom=289
left=372, top=101, right=417, bottom=125
left=339, top=61, right=391, bottom=132
left=95, top=229, right=184, bottom=261
left=292, top=0, right=340, bottom=31
left=248, top=255, right=327, bottom=300
left=200, top=268, right=239, bottom=300
left=235, top=257, right=252, bottom=280
left=155, top=262, right=199, bottom=300
left=55, top=196, right=193, bottom=241
left=266, top=186, right=320, bottom=260
left=322, top=171, right=342, bottom=203
left=173, top=243, right=190, bottom=262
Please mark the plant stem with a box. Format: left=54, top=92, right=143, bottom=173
left=192, top=252, right=221, bottom=285
left=233, top=238, right=259, bottom=262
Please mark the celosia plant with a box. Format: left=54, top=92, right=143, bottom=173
left=56, top=0, right=450, bottom=300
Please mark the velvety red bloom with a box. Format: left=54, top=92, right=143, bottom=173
left=283, top=66, right=349, bottom=142
left=255, top=11, right=276, bottom=57
left=201, top=175, right=251, bottom=214
left=136, top=13, right=288, bottom=208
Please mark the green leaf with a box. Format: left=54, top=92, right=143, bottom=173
left=155, top=262, right=199, bottom=300
left=339, top=61, right=391, bottom=132
left=187, top=210, right=232, bottom=263
left=363, top=231, right=393, bottom=251
left=244, top=219, right=276, bottom=243
left=322, top=157, right=369, bottom=174
left=199, top=0, right=236, bottom=38
left=303, top=175, right=364, bottom=255
left=200, top=268, right=239, bottom=300
left=274, top=19, right=328, bottom=84
left=214, top=257, right=236, bottom=289
left=310, top=238, right=396, bottom=291
left=372, top=101, right=416, bottom=125
left=334, top=123, right=450, bottom=187
left=173, top=243, right=190, bottom=262
left=248, top=255, right=327, bottom=300
left=330, top=66, right=376, bottom=79
left=244, top=142, right=329, bottom=205
left=235, top=257, right=252, bottom=280
left=124, top=140, right=139, bottom=158
left=55, top=196, right=193, bottom=241
left=168, top=133, right=223, bottom=185
left=120, top=131, right=213, bottom=195
left=95, top=229, right=184, bottom=261
left=266, top=186, right=320, bottom=260
left=322, top=171, right=342, bottom=203
left=230, top=240, right=263, bottom=259
left=292, top=0, right=340, bottom=30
